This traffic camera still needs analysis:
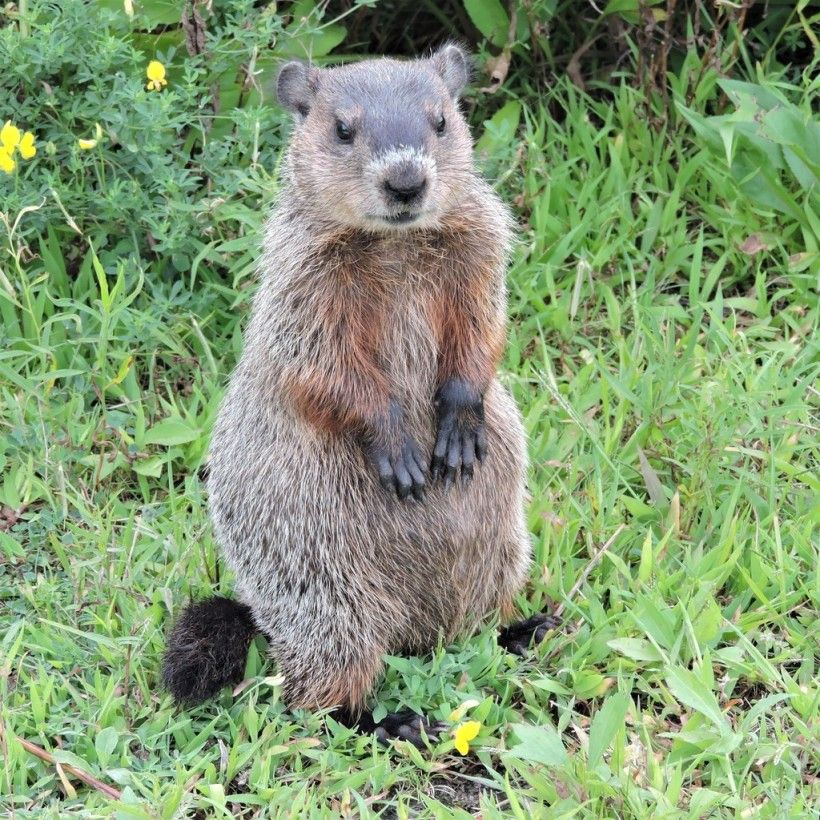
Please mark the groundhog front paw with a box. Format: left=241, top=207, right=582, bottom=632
left=431, top=378, right=487, bottom=488
left=367, top=437, right=427, bottom=502
left=363, top=402, right=427, bottom=501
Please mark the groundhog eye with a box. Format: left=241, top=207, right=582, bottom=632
left=335, top=120, right=354, bottom=143
left=436, top=114, right=446, bottom=135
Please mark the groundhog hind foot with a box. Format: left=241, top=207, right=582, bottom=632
left=498, top=612, right=562, bottom=656
left=336, top=708, right=447, bottom=749
left=373, top=711, right=448, bottom=748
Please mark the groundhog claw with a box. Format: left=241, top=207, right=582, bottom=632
left=430, top=416, right=487, bottom=489
left=433, top=419, right=486, bottom=487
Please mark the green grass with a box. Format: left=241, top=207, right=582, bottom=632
left=1, top=78, right=818, bottom=818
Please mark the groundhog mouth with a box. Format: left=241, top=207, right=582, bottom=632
left=365, top=209, right=435, bottom=230
left=383, top=212, right=420, bottom=225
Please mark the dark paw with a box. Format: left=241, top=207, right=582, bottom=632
left=498, top=613, right=562, bottom=656
left=373, top=711, right=447, bottom=749
left=364, top=402, right=427, bottom=502
left=431, top=378, right=486, bottom=488
left=368, top=438, right=427, bottom=502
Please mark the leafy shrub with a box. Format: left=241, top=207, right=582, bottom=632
left=2, top=0, right=813, bottom=278
left=0, top=0, right=355, bottom=274
left=677, top=72, right=819, bottom=256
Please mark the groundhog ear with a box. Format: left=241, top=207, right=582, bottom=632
left=277, top=61, right=319, bottom=118
left=432, top=43, right=471, bottom=99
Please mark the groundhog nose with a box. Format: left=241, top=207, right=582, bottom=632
left=383, top=176, right=427, bottom=205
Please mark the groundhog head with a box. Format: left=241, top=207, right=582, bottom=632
left=276, top=44, right=475, bottom=232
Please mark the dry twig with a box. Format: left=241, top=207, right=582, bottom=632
left=0, top=722, right=122, bottom=801
left=554, top=523, right=628, bottom=620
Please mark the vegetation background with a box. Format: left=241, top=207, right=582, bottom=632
left=0, top=0, right=817, bottom=816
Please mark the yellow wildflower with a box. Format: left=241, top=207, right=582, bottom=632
left=0, top=121, right=36, bottom=172
left=0, top=148, right=15, bottom=174
left=452, top=720, right=481, bottom=755
left=19, top=131, right=36, bottom=160
left=78, top=123, right=103, bottom=150
left=1, top=121, right=20, bottom=155
left=146, top=60, right=168, bottom=91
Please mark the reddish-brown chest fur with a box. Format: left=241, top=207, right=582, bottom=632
left=281, top=209, right=507, bottom=441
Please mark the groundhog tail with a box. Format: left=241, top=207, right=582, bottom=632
left=161, top=596, right=257, bottom=705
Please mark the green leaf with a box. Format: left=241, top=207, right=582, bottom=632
left=506, top=723, right=568, bottom=767
left=588, top=692, right=630, bottom=769
left=276, top=25, right=347, bottom=59
left=133, top=456, right=164, bottom=477
left=0, top=531, right=25, bottom=559
left=278, top=1, right=347, bottom=58
left=475, top=101, right=522, bottom=156
left=691, top=597, right=723, bottom=645
left=38, top=619, right=119, bottom=648
left=621, top=494, right=657, bottom=522
left=762, top=107, right=820, bottom=159
left=463, top=0, right=509, bottom=47
left=134, top=0, right=182, bottom=26
left=782, top=146, right=818, bottom=192
left=665, top=666, right=729, bottom=732
left=573, top=670, right=606, bottom=699
left=638, top=529, right=653, bottom=583
left=632, top=595, right=676, bottom=650
left=95, top=726, right=119, bottom=766
left=529, top=675, right=572, bottom=695
left=97, top=0, right=182, bottom=27
left=603, top=0, right=665, bottom=22
left=718, top=79, right=785, bottom=112
left=143, top=418, right=200, bottom=447
left=607, top=637, right=664, bottom=662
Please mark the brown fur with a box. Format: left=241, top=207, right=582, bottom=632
left=427, top=216, right=507, bottom=391
left=285, top=649, right=384, bottom=712
left=281, top=245, right=392, bottom=435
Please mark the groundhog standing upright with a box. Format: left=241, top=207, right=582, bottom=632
left=163, top=44, right=557, bottom=744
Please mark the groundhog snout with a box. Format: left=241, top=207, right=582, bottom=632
left=383, top=176, right=427, bottom=205
left=381, top=161, right=428, bottom=207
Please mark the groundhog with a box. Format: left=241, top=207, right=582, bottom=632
left=162, top=44, right=559, bottom=745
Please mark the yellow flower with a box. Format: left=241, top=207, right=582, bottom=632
left=18, top=131, right=36, bottom=160
left=452, top=720, right=481, bottom=755
left=1, top=121, right=20, bottom=155
left=0, top=148, right=15, bottom=174
left=146, top=60, right=168, bottom=91
left=78, top=123, right=103, bottom=150
left=0, top=122, right=36, bottom=165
